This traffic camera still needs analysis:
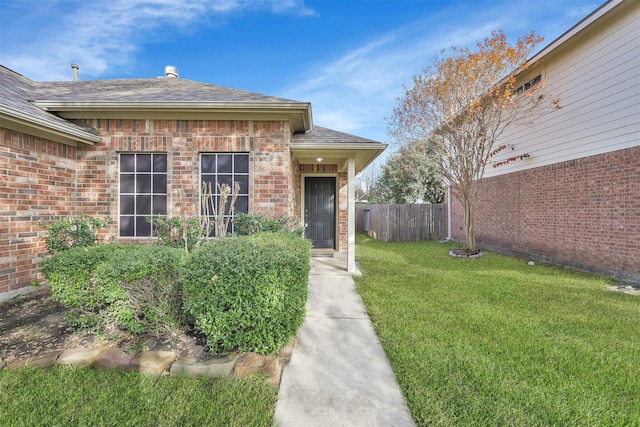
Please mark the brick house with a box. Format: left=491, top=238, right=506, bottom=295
left=0, top=65, right=386, bottom=298
left=449, top=0, right=639, bottom=283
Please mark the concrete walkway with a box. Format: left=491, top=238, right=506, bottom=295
left=275, top=253, right=415, bottom=427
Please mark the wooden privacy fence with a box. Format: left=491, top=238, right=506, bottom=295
left=356, top=203, right=447, bottom=242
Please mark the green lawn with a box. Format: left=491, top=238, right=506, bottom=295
left=354, top=234, right=640, bottom=426
left=0, top=366, right=276, bottom=427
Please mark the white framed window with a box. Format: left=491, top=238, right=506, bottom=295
left=513, top=74, right=542, bottom=95
left=119, top=153, right=167, bottom=237
left=200, top=153, right=249, bottom=235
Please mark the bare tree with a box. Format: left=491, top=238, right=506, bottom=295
left=201, top=181, right=240, bottom=239
left=389, top=30, right=553, bottom=252
left=355, top=164, right=385, bottom=203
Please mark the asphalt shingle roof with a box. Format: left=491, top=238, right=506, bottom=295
left=0, top=65, right=309, bottom=144
left=0, top=66, right=96, bottom=139
left=1, top=65, right=384, bottom=149
left=292, top=126, right=380, bottom=144
left=32, top=76, right=302, bottom=104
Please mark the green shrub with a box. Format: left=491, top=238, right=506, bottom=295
left=181, top=233, right=311, bottom=354
left=148, top=215, right=201, bottom=253
left=42, top=244, right=185, bottom=336
left=233, top=213, right=304, bottom=237
left=40, top=216, right=112, bottom=254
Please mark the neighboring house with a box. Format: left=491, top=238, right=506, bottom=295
left=0, top=65, right=386, bottom=298
left=449, top=0, right=639, bottom=282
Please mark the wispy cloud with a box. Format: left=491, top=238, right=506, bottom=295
left=0, top=0, right=315, bottom=81
left=281, top=11, right=503, bottom=142
left=565, top=3, right=600, bottom=18
left=278, top=0, right=593, bottom=143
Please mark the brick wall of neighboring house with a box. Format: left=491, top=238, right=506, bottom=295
left=0, top=128, right=78, bottom=294
left=450, top=146, right=640, bottom=283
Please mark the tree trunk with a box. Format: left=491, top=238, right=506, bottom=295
left=462, top=191, right=476, bottom=252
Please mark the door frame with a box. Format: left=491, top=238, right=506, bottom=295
left=301, top=173, right=338, bottom=250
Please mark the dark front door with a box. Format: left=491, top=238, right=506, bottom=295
left=305, top=177, right=336, bottom=248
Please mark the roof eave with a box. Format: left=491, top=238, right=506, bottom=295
left=33, top=100, right=313, bottom=133
left=526, top=0, right=624, bottom=66
left=291, top=142, right=387, bottom=173
left=0, top=106, right=100, bottom=146
left=290, top=142, right=387, bottom=151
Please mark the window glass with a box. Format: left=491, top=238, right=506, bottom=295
left=234, top=155, right=249, bottom=173
left=236, top=176, right=249, bottom=194
left=200, top=153, right=250, bottom=236
left=136, top=217, right=151, bottom=236
left=201, top=155, right=217, bottom=173
left=120, top=216, right=134, bottom=236
left=120, top=174, right=135, bottom=193
left=153, top=175, right=167, bottom=193
left=120, top=154, right=136, bottom=172
left=136, top=174, right=152, bottom=193
left=119, top=153, right=167, bottom=237
left=235, top=196, right=249, bottom=213
left=153, top=195, right=167, bottom=214
left=137, top=154, right=152, bottom=172
left=137, top=195, right=151, bottom=215
left=216, top=175, right=233, bottom=191
left=217, top=154, right=233, bottom=173
left=153, top=155, right=167, bottom=172
left=120, top=195, right=135, bottom=215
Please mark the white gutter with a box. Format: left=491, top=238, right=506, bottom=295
left=290, top=142, right=387, bottom=151
left=0, top=106, right=101, bottom=145
left=33, top=100, right=312, bottom=112
left=34, top=101, right=313, bottom=132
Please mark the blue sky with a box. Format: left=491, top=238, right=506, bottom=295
left=1, top=0, right=599, bottom=146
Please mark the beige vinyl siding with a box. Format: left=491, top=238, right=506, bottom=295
left=485, top=1, right=640, bottom=178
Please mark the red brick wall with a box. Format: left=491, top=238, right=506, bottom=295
left=290, top=157, right=302, bottom=221
left=1, top=119, right=302, bottom=295
left=450, top=146, right=640, bottom=282
left=338, top=172, right=348, bottom=251
left=76, top=119, right=297, bottom=240
left=0, top=128, right=78, bottom=294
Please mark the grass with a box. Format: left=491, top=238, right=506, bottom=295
left=0, top=365, right=276, bottom=427
left=354, top=234, right=640, bottom=426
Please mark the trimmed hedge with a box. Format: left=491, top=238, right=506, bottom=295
left=181, top=233, right=311, bottom=354
left=233, top=213, right=304, bottom=237
left=40, top=215, right=112, bottom=254
left=41, top=244, right=185, bottom=335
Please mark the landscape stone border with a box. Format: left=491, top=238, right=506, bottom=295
left=607, top=285, right=640, bottom=296
left=1, top=338, right=296, bottom=388
left=449, top=250, right=483, bottom=259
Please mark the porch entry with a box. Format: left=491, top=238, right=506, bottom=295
left=305, top=177, right=336, bottom=249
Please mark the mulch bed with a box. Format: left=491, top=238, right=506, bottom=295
left=0, top=287, right=210, bottom=365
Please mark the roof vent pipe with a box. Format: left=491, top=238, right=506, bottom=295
left=165, top=66, right=178, bottom=78
left=71, top=64, right=79, bottom=81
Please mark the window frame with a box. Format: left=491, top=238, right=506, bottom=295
left=513, top=74, right=542, bottom=95
left=118, top=152, right=168, bottom=238
left=199, top=152, right=250, bottom=236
